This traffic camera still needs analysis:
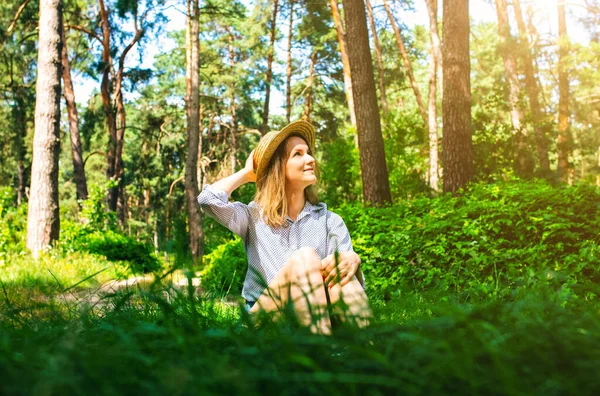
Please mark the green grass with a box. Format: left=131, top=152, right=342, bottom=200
left=1, top=274, right=599, bottom=395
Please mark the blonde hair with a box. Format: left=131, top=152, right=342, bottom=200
left=254, top=134, right=320, bottom=228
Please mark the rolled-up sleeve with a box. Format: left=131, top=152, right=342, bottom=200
left=197, top=184, right=250, bottom=240
left=326, top=212, right=354, bottom=256
left=327, top=212, right=366, bottom=289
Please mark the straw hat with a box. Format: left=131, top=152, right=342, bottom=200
left=253, top=120, right=316, bottom=182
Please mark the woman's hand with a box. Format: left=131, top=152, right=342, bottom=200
left=321, top=251, right=361, bottom=288
left=244, top=150, right=257, bottom=183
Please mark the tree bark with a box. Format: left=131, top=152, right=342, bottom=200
left=227, top=28, right=237, bottom=175
left=557, top=0, right=571, bottom=181
left=442, top=0, right=473, bottom=194
left=341, top=0, right=392, bottom=205
left=11, top=87, right=27, bottom=206
left=286, top=0, right=294, bottom=123
left=425, top=0, right=440, bottom=191
left=185, top=0, right=204, bottom=261
left=365, top=0, right=388, bottom=114
left=383, top=0, right=428, bottom=125
left=329, top=0, right=357, bottom=127
left=425, top=0, right=443, bottom=94
left=495, top=0, right=532, bottom=177
left=262, top=0, right=279, bottom=133
left=98, top=0, right=119, bottom=212
left=27, top=0, right=63, bottom=257
left=61, top=26, right=88, bottom=202
left=513, top=0, right=550, bottom=173
left=97, top=0, right=144, bottom=220
left=303, top=51, right=317, bottom=121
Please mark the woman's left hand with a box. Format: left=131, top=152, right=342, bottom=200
left=321, top=251, right=361, bottom=288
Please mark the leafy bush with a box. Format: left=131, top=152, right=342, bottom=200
left=200, top=238, right=247, bottom=297
left=0, top=187, right=26, bottom=254
left=335, top=180, right=600, bottom=300
left=81, top=231, right=161, bottom=274
left=60, top=183, right=161, bottom=274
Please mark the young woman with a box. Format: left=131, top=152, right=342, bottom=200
left=198, top=120, right=371, bottom=334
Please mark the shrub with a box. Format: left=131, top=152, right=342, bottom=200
left=200, top=238, right=247, bottom=297
left=335, top=180, right=600, bottom=300
left=0, top=187, right=26, bottom=254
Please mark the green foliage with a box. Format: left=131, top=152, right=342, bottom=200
left=382, top=109, right=431, bottom=199
left=200, top=238, right=247, bottom=297
left=61, top=183, right=161, bottom=274
left=0, top=187, right=26, bottom=254
left=1, top=281, right=600, bottom=394
left=318, top=132, right=362, bottom=207
left=77, top=230, right=161, bottom=274
left=337, top=180, right=600, bottom=301
left=0, top=250, right=125, bottom=295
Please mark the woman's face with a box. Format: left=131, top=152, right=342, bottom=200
left=284, top=136, right=317, bottom=189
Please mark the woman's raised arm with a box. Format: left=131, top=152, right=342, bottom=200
left=197, top=151, right=256, bottom=239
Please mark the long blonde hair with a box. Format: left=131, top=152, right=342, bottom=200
left=254, top=134, right=320, bottom=228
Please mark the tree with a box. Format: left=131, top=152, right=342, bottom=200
left=285, top=0, right=294, bottom=123
left=341, top=0, right=392, bottom=205
left=442, top=0, right=473, bottom=194
left=365, top=0, right=388, bottom=114
left=303, top=50, right=317, bottom=120
left=425, top=0, right=440, bottom=191
left=425, top=0, right=443, bottom=92
left=329, top=0, right=357, bottom=127
left=261, top=0, right=279, bottom=133
left=383, top=0, right=427, bottom=125
left=72, top=0, right=161, bottom=222
left=513, top=0, right=550, bottom=173
left=186, top=0, right=203, bottom=260
left=1, top=0, right=38, bottom=206
left=27, top=0, right=63, bottom=256
left=61, top=25, right=88, bottom=202
left=495, top=0, right=532, bottom=176
left=557, top=0, right=571, bottom=181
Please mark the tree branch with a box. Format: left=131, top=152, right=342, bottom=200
left=6, top=0, right=33, bottom=36
left=66, top=24, right=103, bottom=44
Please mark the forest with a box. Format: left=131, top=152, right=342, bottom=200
left=2, top=0, right=600, bottom=393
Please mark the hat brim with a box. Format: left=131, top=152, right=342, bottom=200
left=255, top=120, right=316, bottom=182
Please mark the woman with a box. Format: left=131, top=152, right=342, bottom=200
left=198, top=120, right=371, bottom=334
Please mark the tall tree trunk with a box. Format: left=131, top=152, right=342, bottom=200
left=198, top=102, right=205, bottom=189
left=425, top=0, right=440, bottom=192
left=185, top=0, right=203, bottom=261
left=329, top=0, right=357, bottom=127
left=365, top=0, right=388, bottom=114
left=285, top=0, right=294, bottom=123
left=12, top=87, right=27, bottom=206
left=98, top=0, right=119, bottom=212
left=98, top=0, right=144, bottom=219
left=227, top=28, right=237, bottom=175
left=495, top=0, right=532, bottom=177
left=61, top=27, right=88, bottom=202
left=341, top=0, right=392, bottom=205
left=425, top=0, right=443, bottom=94
left=113, top=20, right=144, bottom=225
left=442, top=0, right=473, bottom=194
left=513, top=0, right=550, bottom=173
left=27, top=0, right=63, bottom=257
left=262, top=0, right=279, bottom=133
left=303, top=51, right=317, bottom=121
left=557, top=0, right=571, bottom=181
left=383, top=0, right=428, bottom=125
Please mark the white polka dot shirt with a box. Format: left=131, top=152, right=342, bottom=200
left=198, top=184, right=365, bottom=302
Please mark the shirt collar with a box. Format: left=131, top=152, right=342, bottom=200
left=285, top=200, right=325, bottom=223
